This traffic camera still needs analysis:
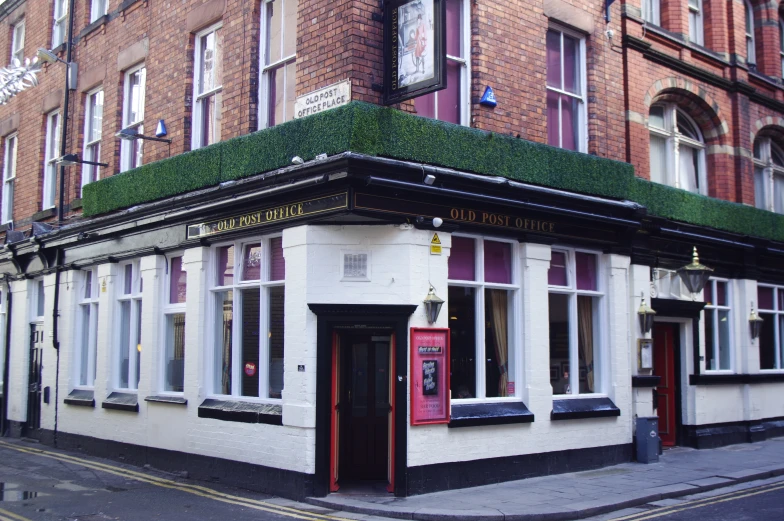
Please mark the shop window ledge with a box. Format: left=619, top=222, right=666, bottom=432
left=102, top=392, right=139, bottom=412
left=144, top=395, right=187, bottom=405
left=448, top=402, right=534, bottom=428
left=64, top=389, right=95, bottom=408
left=689, top=373, right=784, bottom=385
left=551, top=397, right=620, bottom=421
left=632, top=375, right=661, bottom=388
left=198, top=399, right=282, bottom=425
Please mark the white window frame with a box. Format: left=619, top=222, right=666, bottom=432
left=43, top=111, right=60, bottom=210
left=758, top=284, right=784, bottom=371
left=649, top=103, right=708, bottom=195
left=753, top=137, right=784, bottom=213
left=258, top=0, right=297, bottom=129
left=192, top=23, right=223, bottom=149
left=90, top=0, right=108, bottom=23
left=160, top=253, right=186, bottom=394
left=11, top=19, right=25, bottom=64
left=642, top=0, right=660, bottom=26
left=207, top=236, right=285, bottom=402
left=2, top=133, right=17, bottom=224
left=52, top=0, right=67, bottom=48
left=703, top=278, right=734, bottom=372
left=82, top=88, right=103, bottom=194
left=745, top=0, right=756, bottom=65
left=120, top=64, right=146, bottom=172
left=74, top=268, right=99, bottom=389
left=115, top=261, right=143, bottom=391
left=31, top=278, right=45, bottom=323
left=548, top=247, right=606, bottom=397
left=546, top=24, right=588, bottom=153
left=688, top=0, right=704, bottom=45
left=447, top=234, right=521, bottom=403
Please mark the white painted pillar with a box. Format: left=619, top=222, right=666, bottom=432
left=605, top=254, right=631, bottom=409
left=629, top=264, right=654, bottom=420
left=520, top=243, right=552, bottom=416
left=138, top=255, right=163, bottom=400
left=182, top=247, right=210, bottom=410
left=6, top=279, right=29, bottom=422
left=94, top=263, right=117, bottom=402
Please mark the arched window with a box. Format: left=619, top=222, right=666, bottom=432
left=649, top=103, right=707, bottom=194
left=753, top=136, right=784, bottom=213
left=746, top=0, right=756, bottom=65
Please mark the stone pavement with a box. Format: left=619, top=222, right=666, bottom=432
left=307, top=437, right=784, bottom=521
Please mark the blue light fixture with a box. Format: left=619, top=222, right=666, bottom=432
left=155, top=119, right=167, bottom=138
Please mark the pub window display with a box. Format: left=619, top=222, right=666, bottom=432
left=448, top=236, right=518, bottom=400
left=116, top=261, right=143, bottom=390
left=704, top=278, right=732, bottom=371
left=757, top=285, right=784, bottom=370
left=548, top=249, right=603, bottom=395
left=210, top=237, right=285, bottom=399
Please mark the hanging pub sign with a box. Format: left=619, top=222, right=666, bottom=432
left=383, top=0, right=447, bottom=105
left=410, top=327, right=450, bottom=425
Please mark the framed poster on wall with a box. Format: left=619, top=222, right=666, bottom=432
left=410, top=327, right=450, bottom=425
left=383, top=0, right=447, bottom=105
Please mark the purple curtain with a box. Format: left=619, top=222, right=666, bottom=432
left=437, top=61, right=461, bottom=124
left=446, top=0, right=461, bottom=57
left=547, top=90, right=560, bottom=147
left=169, top=256, right=187, bottom=304
left=546, top=30, right=560, bottom=88
left=217, top=246, right=234, bottom=286
left=576, top=252, right=597, bottom=291
left=548, top=251, right=567, bottom=286
left=415, top=92, right=436, bottom=119
left=561, top=95, right=576, bottom=151
left=449, top=236, right=475, bottom=281
left=269, top=237, right=285, bottom=281
left=562, top=34, right=579, bottom=94
left=484, top=241, right=511, bottom=284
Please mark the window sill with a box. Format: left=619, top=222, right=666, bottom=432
left=145, top=395, right=187, bottom=405
left=551, top=397, right=620, bottom=420
left=32, top=208, right=56, bottom=222
left=198, top=399, right=282, bottom=425
left=0, top=223, right=10, bottom=233
left=448, top=401, right=534, bottom=428
left=102, top=391, right=139, bottom=412
left=69, top=198, right=83, bottom=211
left=632, top=375, right=661, bottom=387
left=79, top=14, right=108, bottom=40
left=119, top=0, right=143, bottom=12
left=64, top=389, right=95, bottom=407
left=689, top=373, right=784, bottom=385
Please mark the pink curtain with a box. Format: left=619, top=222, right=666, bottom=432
left=562, top=34, right=579, bottom=94
left=449, top=236, right=475, bottom=280
left=547, top=91, right=560, bottom=147
left=575, top=252, right=597, bottom=291
left=415, top=93, right=436, bottom=119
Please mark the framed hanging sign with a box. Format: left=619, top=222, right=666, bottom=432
left=410, top=327, right=450, bottom=425
left=383, top=0, right=447, bottom=105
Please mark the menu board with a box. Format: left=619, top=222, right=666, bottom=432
left=410, top=328, right=450, bottom=425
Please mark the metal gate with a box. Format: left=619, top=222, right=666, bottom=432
left=26, top=323, right=43, bottom=432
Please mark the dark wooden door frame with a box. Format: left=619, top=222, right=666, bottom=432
left=308, top=304, right=416, bottom=498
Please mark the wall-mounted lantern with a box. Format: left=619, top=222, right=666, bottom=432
left=637, top=292, right=656, bottom=335
left=423, top=286, right=444, bottom=325
left=749, top=302, right=764, bottom=340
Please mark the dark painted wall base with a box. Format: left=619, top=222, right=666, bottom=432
left=406, top=443, right=633, bottom=496
left=5, top=427, right=316, bottom=500
left=683, top=416, right=784, bottom=449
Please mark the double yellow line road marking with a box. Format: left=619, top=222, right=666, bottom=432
left=0, top=440, right=354, bottom=521
left=608, top=479, right=784, bottom=520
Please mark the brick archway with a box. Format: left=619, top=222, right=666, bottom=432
left=644, top=78, right=728, bottom=145
left=750, top=117, right=784, bottom=148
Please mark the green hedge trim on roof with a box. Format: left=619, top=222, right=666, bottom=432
left=82, top=101, right=784, bottom=243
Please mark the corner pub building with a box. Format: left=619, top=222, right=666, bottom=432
left=0, top=0, right=784, bottom=502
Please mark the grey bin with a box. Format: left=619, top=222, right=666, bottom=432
left=636, top=417, right=660, bottom=463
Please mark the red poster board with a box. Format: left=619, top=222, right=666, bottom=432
left=410, top=328, right=450, bottom=425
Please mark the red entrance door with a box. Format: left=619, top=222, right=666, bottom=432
left=653, top=323, right=677, bottom=446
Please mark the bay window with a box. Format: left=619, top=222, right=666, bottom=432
left=548, top=249, right=603, bottom=395
left=758, top=285, right=784, bottom=370
left=704, top=278, right=732, bottom=371
left=210, top=237, right=285, bottom=399
left=75, top=269, right=99, bottom=387
left=260, top=0, right=298, bottom=128
left=448, top=236, right=518, bottom=400
left=116, top=261, right=142, bottom=390
left=162, top=255, right=186, bottom=393
left=193, top=24, right=222, bottom=149
left=546, top=26, right=586, bottom=152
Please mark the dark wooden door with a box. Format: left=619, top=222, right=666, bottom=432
left=26, top=323, right=44, bottom=432
left=653, top=323, right=677, bottom=446
left=340, top=333, right=390, bottom=481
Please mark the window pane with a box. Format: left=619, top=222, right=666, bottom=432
left=436, top=60, right=461, bottom=124
left=704, top=280, right=713, bottom=305
left=200, top=91, right=222, bottom=146
left=716, top=281, right=727, bottom=306
left=560, top=94, right=579, bottom=151
left=449, top=286, right=476, bottom=398
left=79, top=305, right=90, bottom=386
left=576, top=252, right=597, bottom=291
left=84, top=270, right=93, bottom=299
left=577, top=296, right=596, bottom=393
left=285, top=60, right=297, bottom=122
left=448, top=237, right=475, bottom=281
left=445, top=0, right=461, bottom=57
left=705, top=309, right=716, bottom=370
left=266, top=67, right=278, bottom=127
left=485, top=289, right=510, bottom=398
left=650, top=134, right=666, bottom=184
left=200, top=29, right=223, bottom=93
left=649, top=106, right=665, bottom=130
left=216, top=245, right=234, bottom=286
left=214, top=290, right=233, bottom=394
left=546, top=30, right=561, bottom=88
left=758, top=286, right=774, bottom=310
left=242, top=244, right=262, bottom=280
left=124, top=264, right=133, bottom=294
left=268, top=285, right=285, bottom=399
left=774, top=175, right=784, bottom=214
left=266, top=0, right=282, bottom=64
left=282, top=0, right=297, bottom=58
left=779, top=289, right=784, bottom=311
left=754, top=167, right=766, bottom=209
left=759, top=312, right=775, bottom=369
left=562, top=34, right=580, bottom=95
left=549, top=293, right=570, bottom=395
left=414, top=92, right=435, bottom=119
left=169, top=256, right=186, bottom=304
left=548, top=251, right=567, bottom=286
left=135, top=300, right=142, bottom=388
left=165, top=313, right=186, bottom=392
left=484, top=240, right=511, bottom=284
left=269, top=237, right=285, bottom=281
left=718, top=309, right=731, bottom=370
left=679, top=145, right=699, bottom=193
left=37, top=280, right=45, bottom=317
left=119, top=301, right=131, bottom=388
left=241, top=288, right=261, bottom=397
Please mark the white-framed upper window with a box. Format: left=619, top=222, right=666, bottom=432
left=90, top=0, right=108, bottom=23
left=448, top=235, right=519, bottom=401
left=688, top=0, right=704, bottom=45
left=745, top=0, right=756, bottom=65
left=82, top=88, right=103, bottom=194
left=32, top=279, right=45, bottom=322
left=548, top=248, right=604, bottom=395
left=120, top=64, right=146, bottom=172
left=754, top=137, right=784, bottom=213
left=413, top=0, right=470, bottom=126
left=192, top=24, right=223, bottom=149
left=209, top=236, right=285, bottom=400
left=758, top=284, right=784, bottom=370
left=43, top=111, right=60, bottom=210
left=642, top=0, right=660, bottom=25
left=649, top=103, right=707, bottom=195
left=162, top=254, right=186, bottom=393
left=546, top=25, right=587, bottom=153
left=2, top=133, right=17, bottom=224
left=704, top=278, right=732, bottom=371
left=52, top=0, right=67, bottom=48
left=11, top=20, right=25, bottom=64
left=259, top=0, right=297, bottom=129
left=75, top=269, right=99, bottom=388
left=116, top=261, right=142, bottom=390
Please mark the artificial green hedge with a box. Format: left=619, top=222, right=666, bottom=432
left=82, top=101, right=784, bottom=242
